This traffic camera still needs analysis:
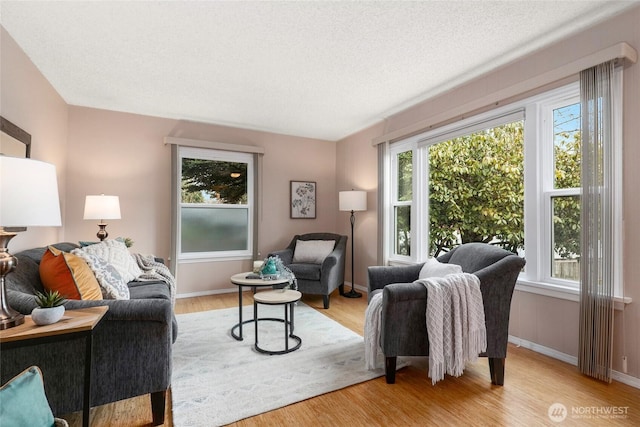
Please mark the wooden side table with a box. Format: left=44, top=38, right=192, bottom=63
left=0, top=306, right=109, bottom=427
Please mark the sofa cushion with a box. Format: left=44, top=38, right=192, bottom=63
left=72, top=250, right=130, bottom=300
left=76, top=239, right=142, bottom=282
left=292, top=240, right=335, bottom=264
left=288, top=263, right=321, bottom=281
left=0, top=366, right=55, bottom=427
left=39, top=246, right=102, bottom=300
left=418, top=257, right=462, bottom=279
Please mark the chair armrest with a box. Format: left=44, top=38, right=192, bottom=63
left=380, top=282, right=429, bottom=356
left=319, top=249, right=345, bottom=291
left=474, top=255, right=525, bottom=357
left=268, top=249, right=293, bottom=264
left=367, top=264, right=423, bottom=296
left=320, top=250, right=339, bottom=271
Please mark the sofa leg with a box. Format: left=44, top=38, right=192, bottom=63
left=151, top=390, right=166, bottom=425
left=489, top=357, right=505, bottom=386
left=385, top=356, right=397, bottom=384
left=323, top=295, right=330, bottom=309
left=339, top=284, right=345, bottom=295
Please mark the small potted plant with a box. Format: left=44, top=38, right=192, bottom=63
left=32, top=290, right=66, bottom=325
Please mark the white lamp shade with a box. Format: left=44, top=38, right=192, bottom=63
left=83, top=195, right=121, bottom=220
left=339, top=190, right=367, bottom=212
left=0, top=156, right=62, bottom=227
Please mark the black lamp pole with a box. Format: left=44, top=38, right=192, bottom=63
left=343, top=209, right=362, bottom=298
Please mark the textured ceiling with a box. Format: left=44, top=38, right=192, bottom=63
left=0, top=1, right=636, bottom=141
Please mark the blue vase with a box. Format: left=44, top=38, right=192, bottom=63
left=261, top=258, right=277, bottom=275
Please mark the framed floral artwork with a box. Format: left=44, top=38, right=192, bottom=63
left=290, top=181, right=316, bottom=219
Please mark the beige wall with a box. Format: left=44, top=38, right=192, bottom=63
left=335, top=6, right=640, bottom=380
left=2, top=25, right=337, bottom=296
left=1, top=27, right=68, bottom=250
left=335, top=123, right=384, bottom=289
left=62, top=108, right=337, bottom=295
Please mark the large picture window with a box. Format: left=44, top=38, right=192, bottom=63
left=178, top=147, right=254, bottom=259
left=385, top=79, right=623, bottom=297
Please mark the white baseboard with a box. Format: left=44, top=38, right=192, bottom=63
left=508, top=335, right=578, bottom=365
left=177, top=283, right=368, bottom=299
left=344, top=281, right=368, bottom=294
left=611, top=370, right=640, bottom=389
left=508, top=335, right=639, bottom=389
left=176, top=288, right=236, bottom=299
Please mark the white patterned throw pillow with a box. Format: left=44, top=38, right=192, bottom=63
left=77, top=239, right=142, bottom=282
left=418, top=257, right=463, bottom=279
left=72, top=250, right=130, bottom=299
left=292, top=240, right=336, bottom=264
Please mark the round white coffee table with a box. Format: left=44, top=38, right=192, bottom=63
left=230, top=272, right=290, bottom=341
left=253, top=289, right=302, bottom=355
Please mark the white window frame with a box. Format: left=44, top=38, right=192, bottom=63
left=525, top=85, right=582, bottom=289
left=385, top=77, right=625, bottom=301
left=177, top=146, right=254, bottom=261
left=387, top=139, right=415, bottom=263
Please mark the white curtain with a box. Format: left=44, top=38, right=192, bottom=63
left=578, top=60, right=615, bottom=382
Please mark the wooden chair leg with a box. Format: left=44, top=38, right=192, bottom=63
left=322, top=295, right=330, bottom=309
left=385, top=356, right=397, bottom=384
left=489, top=357, right=505, bottom=385
left=151, top=390, right=166, bottom=425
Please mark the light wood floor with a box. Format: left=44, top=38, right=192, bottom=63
left=62, top=289, right=640, bottom=426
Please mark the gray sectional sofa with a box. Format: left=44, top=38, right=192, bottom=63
left=1, top=242, right=176, bottom=426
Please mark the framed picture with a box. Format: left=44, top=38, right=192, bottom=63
left=290, top=181, right=316, bottom=219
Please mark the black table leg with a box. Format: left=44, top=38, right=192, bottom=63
left=237, top=285, right=243, bottom=340
left=290, top=302, right=295, bottom=333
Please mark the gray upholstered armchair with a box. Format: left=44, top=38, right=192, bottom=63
left=367, top=242, right=525, bottom=385
left=268, top=233, right=347, bottom=309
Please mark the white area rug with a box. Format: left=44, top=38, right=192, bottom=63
left=171, top=302, right=387, bottom=426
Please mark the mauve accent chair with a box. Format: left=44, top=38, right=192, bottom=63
left=268, top=233, right=347, bottom=309
left=367, top=242, right=525, bottom=385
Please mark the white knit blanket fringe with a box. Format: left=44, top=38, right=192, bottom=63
left=417, top=273, right=487, bottom=384
left=364, top=292, right=384, bottom=370
left=133, top=253, right=176, bottom=307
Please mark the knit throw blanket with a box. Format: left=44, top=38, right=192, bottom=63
left=133, top=253, right=176, bottom=307
left=417, top=273, right=487, bottom=384
left=364, top=292, right=384, bottom=370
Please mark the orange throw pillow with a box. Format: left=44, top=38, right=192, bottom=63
left=39, top=246, right=102, bottom=300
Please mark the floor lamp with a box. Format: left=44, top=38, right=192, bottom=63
left=339, top=190, right=367, bottom=298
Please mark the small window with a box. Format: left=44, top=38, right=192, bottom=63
left=179, top=147, right=253, bottom=259
left=549, top=101, right=581, bottom=281
left=390, top=147, right=413, bottom=258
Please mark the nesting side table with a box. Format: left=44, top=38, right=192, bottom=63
left=229, top=272, right=291, bottom=341
left=253, top=289, right=302, bottom=355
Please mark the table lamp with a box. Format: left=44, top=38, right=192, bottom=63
left=339, top=190, right=367, bottom=298
left=83, top=194, right=121, bottom=241
left=0, top=156, right=62, bottom=329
